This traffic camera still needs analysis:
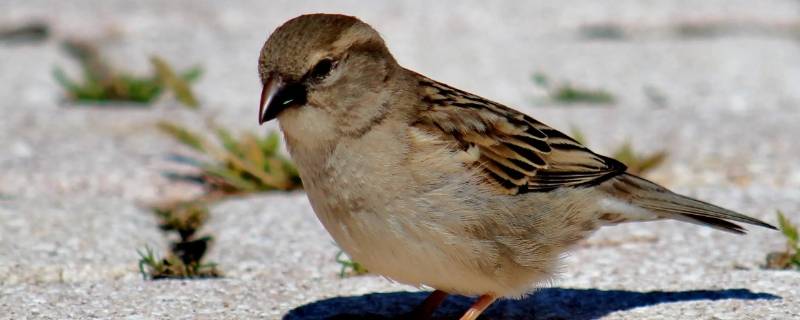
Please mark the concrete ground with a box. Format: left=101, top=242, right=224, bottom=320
left=1, top=0, right=799, bottom=319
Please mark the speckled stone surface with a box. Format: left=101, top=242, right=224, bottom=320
left=1, top=1, right=799, bottom=319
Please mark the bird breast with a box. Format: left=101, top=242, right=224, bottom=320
left=291, top=122, right=578, bottom=296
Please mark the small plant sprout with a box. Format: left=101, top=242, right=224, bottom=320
left=0, top=21, right=49, bottom=43
left=53, top=39, right=201, bottom=107
left=152, top=200, right=209, bottom=240
left=611, top=142, right=668, bottom=176
left=335, top=250, right=369, bottom=278
left=765, top=211, right=800, bottom=270
left=569, top=125, right=588, bottom=146
left=578, top=23, right=627, bottom=40
left=570, top=127, right=667, bottom=176
left=151, top=56, right=200, bottom=108
left=138, top=200, right=221, bottom=280
left=158, top=121, right=302, bottom=195
left=137, top=245, right=220, bottom=280
left=533, top=72, right=615, bottom=105
left=137, top=245, right=163, bottom=279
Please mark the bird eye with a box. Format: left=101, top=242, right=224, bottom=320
left=309, top=58, right=335, bottom=81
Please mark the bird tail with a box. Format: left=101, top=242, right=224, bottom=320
left=600, top=174, right=776, bottom=234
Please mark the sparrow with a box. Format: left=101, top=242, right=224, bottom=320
left=257, top=14, right=776, bottom=320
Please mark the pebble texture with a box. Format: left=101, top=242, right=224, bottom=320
left=1, top=1, right=799, bottom=319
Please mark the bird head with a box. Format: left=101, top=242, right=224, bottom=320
left=257, top=14, right=398, bottom=145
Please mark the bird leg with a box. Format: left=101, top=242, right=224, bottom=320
left=410, top=289, right=449, bottom=319
left=459, top=294, right=497, bottom=320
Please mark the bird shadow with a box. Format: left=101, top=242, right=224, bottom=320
left=283, top=287, right=779, bottom=320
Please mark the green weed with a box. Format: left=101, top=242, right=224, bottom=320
left=158, top=121, right=301, bottom=195
left=137, top=245, right=220, bottom=280
left=336, top=250, right=369, bottom=278
left=138, top=201, right=221, bottom=280
left=579, top=23, right=627, bottom=40
left=54, top=39, right=201, bottom=107
left=571, top=127, right=667, bottom=176
left=0, top=21, right=48, bottom=43
left=533, top=72, right=615, bottom=105
left=765, top=211, right=800, bottom=270
left=152, top=200, right=209, bottom=240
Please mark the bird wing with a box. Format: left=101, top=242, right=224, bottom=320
left=413, top=75, right=626, bottom=194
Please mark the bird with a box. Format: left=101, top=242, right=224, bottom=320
left=257, top=13, right=776, bottom=320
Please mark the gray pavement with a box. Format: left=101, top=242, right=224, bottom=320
left=1, top=1, right=799, bottom=319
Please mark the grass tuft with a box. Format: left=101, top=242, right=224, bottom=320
left=0, top=21, right=49, bottom=43
left=579, top=23, right=627, bottom=40
left=151, top=56, right=200, bottom=108
left=674, top=22, right=725, bottom=38
left=765, top=211, right=800, bottom=270
left=137, top=245, right=221, bottom=280
left=571, top=127, right=667, bottom=176
left=152, top=200, right=209, bottom=240
left=610, top=142, right=668, bottom=176
left=335, top=250, right=369, bottom=278
left=158, top=121, right=302, bottom=195
left=54, top=39, right=201, bottom=106
left=533, top=72, right=615, bottom=105
left=138, top=200, right=221, bottom=280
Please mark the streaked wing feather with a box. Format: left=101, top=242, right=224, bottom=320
left=413, top=75, right=626, bottom=194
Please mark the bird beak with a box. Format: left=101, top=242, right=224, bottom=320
left=259, top=73, right=285, bottom=125
left=258, top=73, right=308, bottom=125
